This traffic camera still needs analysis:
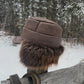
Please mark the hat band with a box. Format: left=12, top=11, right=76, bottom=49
left=22, top=28, right=62, bottom=47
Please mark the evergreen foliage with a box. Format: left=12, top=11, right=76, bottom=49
left=0, top=0, right=84, bottom=41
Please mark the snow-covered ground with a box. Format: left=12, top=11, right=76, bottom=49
left=0, top=31, right=84, bottom=83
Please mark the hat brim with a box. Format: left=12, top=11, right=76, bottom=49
left=21, top=28, right=62, bottom=48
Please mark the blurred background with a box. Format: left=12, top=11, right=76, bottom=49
left=0, top=0, right=84, bottom=82
left=0, top=0, right=84, bottom=44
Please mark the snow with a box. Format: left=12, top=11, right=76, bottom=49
left=0, top=31, right=6, bottom=36
left=0, top=31, right=84, bottom=83
left=0, top=35, right=27, bottom=83
left=49, top=44, right=84, bottom=72
left=78, top=3, right=84, bottom=14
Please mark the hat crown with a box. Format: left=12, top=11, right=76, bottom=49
left=24, top=17, right=62, bottom=36
left=22, top=17, right=63, bottom=47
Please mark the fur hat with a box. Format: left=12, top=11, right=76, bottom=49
left=21, top=17, right=63, bottom=48
left=20, top=17, right=64, bottom=73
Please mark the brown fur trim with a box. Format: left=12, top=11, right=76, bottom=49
left=20, top=40, right=64, bottom=70
left=27, top=66, right=48, bottom=74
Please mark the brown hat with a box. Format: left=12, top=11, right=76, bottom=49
left=21, top=17, right=63, bottom=48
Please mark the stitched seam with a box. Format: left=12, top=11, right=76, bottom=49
left=24, top=28, right=60, bottom=37
left=34, top=19, right=54, bottom=24
left=35, top=21, right=40, bottom=31
left=30, top=17, right=55, bottom=24
left=35, top=20, right=54, bottom=24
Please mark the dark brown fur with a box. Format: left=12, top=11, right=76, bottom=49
left=20, top=40, right=64, bottom=72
